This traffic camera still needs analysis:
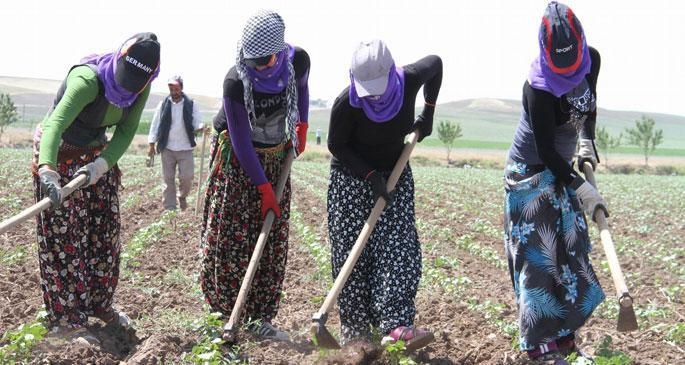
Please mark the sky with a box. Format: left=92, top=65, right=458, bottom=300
left=2, top=0, right=685, bottom=117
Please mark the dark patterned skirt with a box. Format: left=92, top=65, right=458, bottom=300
left=503, top=161, right=605, bottom=350
left=200, top=131, right=291, bottom=323
left=327, top=164, right=421, bottom=343
left=33, top=131, right=122, bottom=329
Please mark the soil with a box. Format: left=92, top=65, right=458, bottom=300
left=1, top=137, right=683, bottom=364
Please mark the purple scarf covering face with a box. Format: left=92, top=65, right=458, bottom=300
left=349, top=66, right=405, bottom=123
left=244, top=45, right=293, bottom=94
left=528, top=40, right=591, bottom=98
left=80, top=41, right=160, bottom=108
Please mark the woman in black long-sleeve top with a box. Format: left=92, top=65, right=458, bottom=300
left=503, top=2, right=607, bottom=363
left=327, top=39, right=442, bottom=351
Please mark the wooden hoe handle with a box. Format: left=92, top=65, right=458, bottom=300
left=224, top=149, right=296, bottom=332
left=0, top=174, right=88, bottom=235
left=581, top=162, right=631, bottom=299
left=313, top=132, right=419, bottom=321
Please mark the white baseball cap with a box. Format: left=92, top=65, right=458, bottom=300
left=350, top=39, right=394, bottom=97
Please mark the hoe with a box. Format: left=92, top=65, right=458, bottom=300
left=582, top=161, right=638, bottom=332
left=0, top=174, right=87, bottom=234
left=311, top=132, right=419, bottom=349
left=194, top=129, right=209, bottom=215
left=222, top=148, right=295, bottom=341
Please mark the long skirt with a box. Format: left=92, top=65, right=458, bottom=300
left=327, top=164, right=421, bottom=343
left=200, top=131, right=291, bottom=323
left=503, top=161, right=605, bottom=350
left=33, top=136, right=121, bottom=329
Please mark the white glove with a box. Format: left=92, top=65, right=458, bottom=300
left=38, top=166, right=62, bottom=209
left=75, top=157, right=109, bottom=187
left=578, top=138, right=597, bottom=170
left=572, top=177, right=609, bottom=221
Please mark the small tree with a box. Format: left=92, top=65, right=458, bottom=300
left=625, top=115, right=663, bottom=166
left=0, top=93, right=19, bottom=142
left=437, top=120, right=462, bottom=163
left=594, top=127, right=622, bottom=167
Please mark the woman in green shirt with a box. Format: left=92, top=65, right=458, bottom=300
left=33, top=32, right=160, bottom=344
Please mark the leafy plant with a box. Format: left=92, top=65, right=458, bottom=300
left=120, top=210, right=177, bottom=270
left=0, top=93, right=19, bottom=142
left=0, top=310, right=48, bottom=364
left=384, top=340, right=417, bottom=365
left=183, top=311, right=242, bottom=364
left=0, top=245, right=28, bottom=266
left=290, top=203, right=331, bottom=282
left=591, top=335, right=633, bottom=365
left=436, top=120, right=462, bottom=163
left=625, top=115, right=663, bottom=166
left=665, top=322, right=685, bottom=344
left=595, top=126, right=622, bottom=167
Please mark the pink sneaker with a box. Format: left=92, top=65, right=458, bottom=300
left=380, top=326, right=434, bottom=351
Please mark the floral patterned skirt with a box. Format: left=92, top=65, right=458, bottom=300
left=327, top=164, right=421, bottom=343
left=33, top=135, right=121, bottom=328
left=503, top=161, right=605, bottom=350
left=200, top=131, right=291, bottom=323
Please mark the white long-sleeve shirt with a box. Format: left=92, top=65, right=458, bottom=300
left=148, top=97, right=203, bottom=151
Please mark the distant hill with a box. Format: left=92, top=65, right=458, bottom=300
left=0, top=76, right=222, bottom=123
left=2, top=76, right=684, bottom=149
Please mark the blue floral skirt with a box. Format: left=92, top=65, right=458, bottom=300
left=503, top=161, right=605, bottom=350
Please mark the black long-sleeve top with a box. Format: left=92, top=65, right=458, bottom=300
left=328, top=55, right=443, bottom=178
left=508, top=47, right=600, bottom=185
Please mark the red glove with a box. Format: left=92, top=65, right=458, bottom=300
left=257, top=183, right=281, bottom=219
left=295, top=122, right=308, bottom=155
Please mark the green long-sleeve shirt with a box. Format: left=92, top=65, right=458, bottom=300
left=39, top=65, right=150, bottom=168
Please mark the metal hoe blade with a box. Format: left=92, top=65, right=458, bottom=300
left=311, top=313, right=340, bottom=349
left=617, top=293, right=638, bottom=332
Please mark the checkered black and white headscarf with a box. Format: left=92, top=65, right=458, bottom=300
left=236, top=9, right=300, bottom=152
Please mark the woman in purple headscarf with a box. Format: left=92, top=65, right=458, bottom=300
left=326, top=39, right=442, bottom=351
left=33, top=32, right=160, bottom=344
left=200, top=9, right=309, bottom=342
left=503, top=2, right=606, bottom=363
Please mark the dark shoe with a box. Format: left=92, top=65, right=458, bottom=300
left=557, top=335, right=593, bottom=361
left=179, top=197, right=188, bottom=210
left=538, top=351, right=569, bottom=365
left=381, top=326, right=434, bottom=352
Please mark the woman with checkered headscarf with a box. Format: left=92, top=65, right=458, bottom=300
left=200, top=9, right=310, bottom=341
left=504, top=2, right=605, bottom=363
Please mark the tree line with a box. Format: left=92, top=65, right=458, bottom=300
left=437, top=115, right=664, bottom=167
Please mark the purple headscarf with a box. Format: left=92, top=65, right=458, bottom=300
left=80, top=37, right=160, bottom=108
left=349, top=66, right=405, bottom=123
left=528, top=45, right=590, bottom=98
left=528, top=2, right=591, bottom=97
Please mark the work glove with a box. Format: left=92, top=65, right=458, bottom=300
left=295, top=121, right=308, bottom=155
left=571, top=176, right=609, bottom=221
left=75, top=157, right=110, bottom=187
left=257, top=182, right=281, bottom=219
left=577, top=138, right=598, bottom=170
left=412, top=105, right=434, bottom=142
left=366, top=170, right=395, bottom=206
left=38, top=166, right=62, bottom=209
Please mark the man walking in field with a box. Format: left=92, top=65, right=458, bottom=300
left=148, top=75, right=204, bottom=210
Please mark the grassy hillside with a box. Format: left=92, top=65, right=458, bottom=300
left=2, top=76, right=684, bottom=151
